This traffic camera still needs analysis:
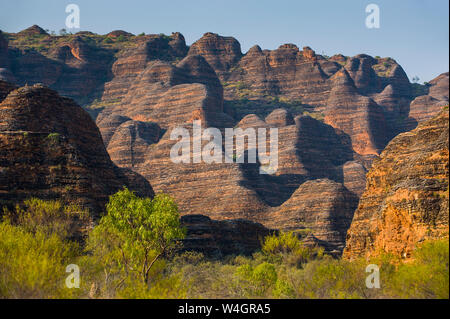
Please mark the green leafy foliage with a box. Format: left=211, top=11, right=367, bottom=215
left=86, top=188, right=186, bottom=287
left=0, top=191, right=447, bottom=299
left=235, top=262, right=277, bottom=296
left=262, top=231, right=324, bottom=266
left=0, top=222, right=80, bottom=298
left=3, top=198, right=89, bottom=240
left=386, top=239, right=449, bottom=298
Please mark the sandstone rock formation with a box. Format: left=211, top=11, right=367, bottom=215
left=188, top=32, right=242, bottom=79
left=405, top=72, right=449, bottom=131
left=17, top=25, right=48, bottom=36
left=0, top=31, right=15, bottom=83
left=0, top=81, right=275, bottom=256
left=324, top=69, right=388, bottom=156
left=100, top=33, right=189, bottom=106
left=181, top=214, right=272, bottom=257
left=2, top=26, right=448, bottom=254
left=0, top=80, right=17, bottom=101
left=265, top=179, right=359, bottom=253
left=344, top=109, right=449, bottom=259
left=0, top=83, right=154, bottom=217
left=185, top=32, right=426, bottom=158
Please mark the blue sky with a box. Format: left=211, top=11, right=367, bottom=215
left=0, top=0, right=448, bottom=82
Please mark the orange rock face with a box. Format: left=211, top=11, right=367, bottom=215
left=343, top=110, right=449, bottom=259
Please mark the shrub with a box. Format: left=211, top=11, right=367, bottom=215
left=298, top=257, right=369, bottom=298
left=388, top=239, right=449, bottom=299
left=0, top=222, right=80, bottom=298
left=262, top=231, right=324, bottom=266
left=235, top=262, right=277, bottom=297
left=3, top=198, right=89, bottom=240
left=46, top=132, right=60, bottom=144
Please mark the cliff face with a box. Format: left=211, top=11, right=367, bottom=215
left=2, top=26, right=448, bottom=255
left=343, top=109, right=449, bottom=259
left=94, top=52, right=363, bottom=252
left=3, top=27, right=443, bottom=151
left=265, top=179, right=359, bottom=253
left=181, top=215, right=272, bottom=257
left=324, top=69, right=388, bottom=156
left=405, top=72, right=449, bottom=131
left=0, top=31, right=15, bottom=82
left=0, top=83, right=154, bottom=217
left=101, top=33, right=188, bottom=105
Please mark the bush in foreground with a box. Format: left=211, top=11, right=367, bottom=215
left=0, top=192, right=447, bottom=299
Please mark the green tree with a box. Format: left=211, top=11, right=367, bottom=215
left=87, top=188, right=186, bottom=286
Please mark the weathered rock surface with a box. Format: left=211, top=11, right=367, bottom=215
left=265, top=179, right=359, bottom=253
left=94, top=53, right=363, bottom=253
left=404, top=73, right=449, bottom=131
left=429, top=72, right=449, bottom=101
left=100, top=33, right=189, bottom=105
left=2, top=26, right=448, bottom=254
left=0, top=31, right=15, bottom=83
left=344, top=109, right=449, bottom=259
left=324, top=69, right=388, bottom=156
left=181, top=214, right=272, bottom=257
left=188, top=32, right=242, bottom=79
left=340, top=161, right=367, bottom=197
left=3, top=26, right=444, bottom=145
left=17, top=25, right=48, bottom=36
left=0, top=31, right=9, bottom=68
left=0, top=84, right=154, bottom=217
left=0, top=80, right=17, bottom=101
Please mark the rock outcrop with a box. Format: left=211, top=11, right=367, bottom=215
left=265, top=179, right=359, bottom=253
left=2, top=26, right=448, bottom=255
left=188, top=32, right=242, bottom=79
left=0, top=83, right=154, bottom=217
left=0, top=80, right=17, bottom=101
left=94, top=52, right=363, bottom=252
left=0, top=31, right=9, bottom=68
left=100, top=33, right=188, bottom=105
left=405, top=73, right=449, bottom=131
left=344, top=109, right=449, bottom=259
left=324, top=69, right=388, bottom=156
left=181, top=214, right=272, bottom=257
left=0, top=31, right=15, bottom=83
